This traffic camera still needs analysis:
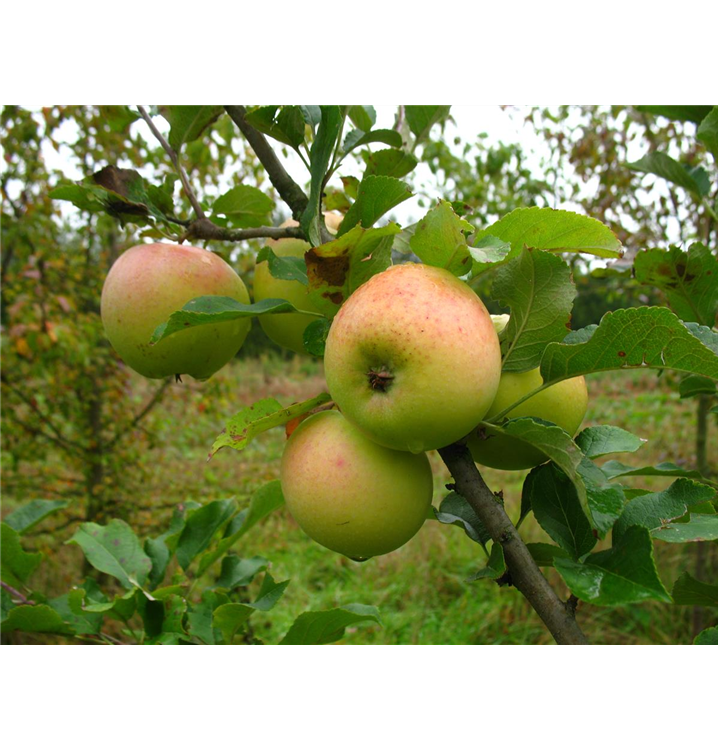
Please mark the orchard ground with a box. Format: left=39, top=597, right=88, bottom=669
left=2, top=351, right=707, bottom=645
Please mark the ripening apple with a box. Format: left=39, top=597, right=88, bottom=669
left=280, top=410, right=433, bottom=559
left=253, top=212, right=342, bottom=354
left=323, top=263, right=502, bottom=453
left=101, top=242, right=251, bottom=380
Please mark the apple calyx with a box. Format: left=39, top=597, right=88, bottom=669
left=367, top=368, right=394, bottom=392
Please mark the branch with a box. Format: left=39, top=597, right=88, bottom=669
left=438, top=442, right=589, bottom=645
left=180, top=219, right=305, bottom=244
left=108, top=378, right=172, bottom=448
left=224, top=105, right=309, bottom=219
left=1, top=580, right=35, bottom=606
left=137, top=105, right=206, bottom=220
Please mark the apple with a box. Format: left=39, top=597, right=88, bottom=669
left=468, top=367, right=589, bottom=470
left=101, top=242, right=251, bottom=380
left=280, top=410, right=433, bottom=559
left=323, top=263, right=502, bottom=452
left=253, top=212, right=342, bottom=354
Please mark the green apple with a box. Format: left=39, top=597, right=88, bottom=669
left=101, top=242, right=250, bottom=380
left=323, top=263, right=502, bottom=452
left=253, top=213, right=342, bottom=354
left=468, top=368, right=589, bottom=470
left=280, top=410, right=433, bottom=559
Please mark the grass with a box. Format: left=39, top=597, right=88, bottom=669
left=2, top=355, right=715, bottom=645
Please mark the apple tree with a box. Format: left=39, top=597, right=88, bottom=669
left=3, top=105, right=718, bottom=645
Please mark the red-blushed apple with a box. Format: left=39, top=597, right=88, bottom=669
left=253, top=213, right=342, bottom=354
left=323, top=263, right=502, bottom=452
left=468, top=368, right=589, bottom=470
left=101, top=242, right=250, bottom=380
left=280, top=410, right=433, bottom=560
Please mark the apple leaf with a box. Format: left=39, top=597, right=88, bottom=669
left=342, top=128, right=403, bottom=154
left=175, top=499, right=237, bottom=571
left=1, top=604, right=74, bottom=635
left=363, top=148, right=418, bottom=179
left=467, top=542, right=506, bottom=581
left=161, top=105, right=224, bottom=151
left=212, top=185, right=275, bottom=228
left=186, top=590, right=229, bottom=645
left=525, top=543, right=571, bottom=568
left=303, top=318, right=331, bottom=357
left=198, top=481, right=285, bottom=575
left=305, top=223, right=398, bottom=317
left=244, top=106, right=306, bottom=149
left=696, top=106, right=718, bottom=160
left=404, top=105, right=451, bottom=145
left=409, top=200, right=474, bottom=276
left=576, top=458, right=627, bottom=537
left=66, top=519, right=152, bottom=589
left=150, top=295, right=321, bottom=345
left=678, top=375, right=717, bottom=398
left=695, top=627, right=718, bottom=645
left=1, top=523, right=43, bottom=586
left=575, top=426, right=646, bottom=459
left=3, top=499, right=68, bottom=534
left=600, top=460, right=705, bottom=482
left=522, top=463, right=596, bottom=559
left=554, top=526, right=671, bottom=606
left=613, top=478, right=716, bottom=542
left=468, top=235, right=512, bottom=269
left=672, top=572, right=718, bottom=607
left=144, top=503, right=196, bottom=589
left=434, top=491, right=491, bottom=547
left=47, top=589, right=103, bottom=635
left=633, top=244, right=718, bottom=326
left=636, top=105, right=713, bottom=124
left=210, top=393, right=331, bottom=458
left=279, top=603, right=382, bottom=645
left=348, top=105, right=376, bottom=132
left=338, top=175, right=412, bottom=237
left=652, top=514, right=718, bottom=543
left=627, top=152, right=707, bottom=196
left=216, top=556, right=269, bottom=589
left=493, top=249, right=576, bottom=372
left=256, top=247, right=308, bottom=285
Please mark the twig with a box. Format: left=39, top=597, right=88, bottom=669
left=179, top=219, right=305, bottom=244
left=224, top=105, right=309, bottom=220
left=438, top=442, right=589, bottom=645
left=1, top=580, right=35, bottom=606
left=107, top=378, right=172, bottom=449
left=137, top=105, right=206, bottom=220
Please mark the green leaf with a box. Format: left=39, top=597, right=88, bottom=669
left=338, top=175, right=412, bottom=236
left=209, top=394, right=330, bottom=458
left=474, top=207, right=623, bottom=272
left=671, top=571, right=718, bottom=607
left=694, top=627, right=718, bottom=645
left=363, top=148, right=418, bottom=179
left=636, top=105, right=713, bottom=124
left=627, top=152, right=704, bottom=196
left=150, top=295, right=318, bottom=345
left=526, top=543, right=571, bottom=567
left=161, top=105, right=224, bottom=150
left=3, top=500, right=68, bottom=534
left=47, top=589, right=103, bottom=635
left=256, top=247, right=308, bottom=285
left=212, top=603, right=253, bottom=643
left=1, top=604, right=74, bottom=635
left=467, top=543, right=506, bottom=581
left=404, top=105, right=451, bottom=145
left=216, top=555, right=269, bottom=589
left=175, top=499, right=237, bottom=571
left=613, top=478, right=715, bottom=541
left=523, top=463, right=596, bottom=559
left=1, top=523, right=43, bottom=586
left=300, top=106, right=321, bottom=129
left=187, top=590, right=229, bottom=645
left=348, top=106, right=376, bottom=132
left=198, top=481, right=285, bottom=575
left=600, top=460, right=704, bottom=482
left=1, top=589, right=15, bottom=621
left=303, top=318, right=331, bottom=357
left=576, top=458, right=627, bottom=538
left=409, top=200, right=474, bottom=276
left=302, top=105, right=342, bottom=246
left=696, top=106, right=718, bottom=160
left=653, top=514, right=718, bottom=543
left=305, top=223, right=398, bottom=317
left=679, top=375, right=717, bottom=398
left=279, top=603, right=382, bottom=645
left=575, top=426, right=647, bottom=459
left=251, top=572, right=290, bottom=612
left=434, top=491, right=491, bottom=547
left=143, top=503, right=194, bottom=589
left=633, top=244, right=718, bottom=326
left=212, top=185, right=274, bottom=228
left=245, top=106, right=306, bottom=149
left=554, top=526, right=671, bottom=606
left=468, top=235, right=512, bottom=268
left=538, top=307, right=718, bottom=389
left=493, top=249, right=576, bottom=372
left=343, top=128, right=403, bottom=154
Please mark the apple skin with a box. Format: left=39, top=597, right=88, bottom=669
left=280, top=410, right=433, bottom=559
left=468, top=368, right=588, bottom=470
left=101, top=242, right=250, bottom=380
left=323, top=263, right=502, bottom=453
left=253, top=213, right=342, bottom=354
